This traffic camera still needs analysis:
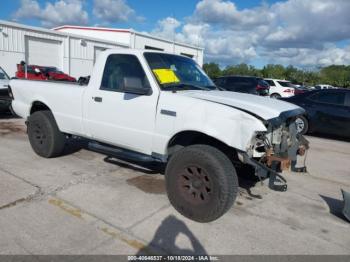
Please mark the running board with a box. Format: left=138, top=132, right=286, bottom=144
left=88, top=142, right=163, bottom=163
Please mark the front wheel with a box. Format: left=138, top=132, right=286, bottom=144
left=295, top=115, right=309, bottom=135
left=27, top=111, right=66, bottom=158
left=165, top=144, right=238, bottom=223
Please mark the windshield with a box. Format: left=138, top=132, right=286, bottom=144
left=0, top=67, right=9, bottom=80
left=144, top=52, right=216, bottom=91
left=278, top=81, right=295, bottom=88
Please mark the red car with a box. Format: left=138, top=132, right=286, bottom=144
left=16, top=64, right=46, bottom=80
left=16, top=63, right=76, bottom=82
left=38, top=66, right=76, bottom=82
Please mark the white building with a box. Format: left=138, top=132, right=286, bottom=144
left=54, top=25, right=204, bottom=66
left=0, top=20, right=204, bottom=79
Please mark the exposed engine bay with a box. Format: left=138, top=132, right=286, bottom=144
left=240, top=115, right=309, bottom=191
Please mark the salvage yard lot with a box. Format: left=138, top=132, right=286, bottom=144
left=0, top=115, right=349, bottom=255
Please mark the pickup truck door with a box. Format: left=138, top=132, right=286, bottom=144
left=83, top=54, right=159, bottom=155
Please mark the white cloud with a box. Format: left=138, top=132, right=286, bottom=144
left=150, top=0, right=350, bottom=66
left=13, top=0, right=88, bottom=28
left=193, top=0, right=273, bottom=29
left=263, top=45, right=350, bottom=67
left=93, top=0, right=141, bottom=23
left=152, top=17, right=182, bottom=40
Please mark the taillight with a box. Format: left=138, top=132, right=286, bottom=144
left=256, top=84, right=267, bottom=90
left=283, top=88, right=294, bottom=93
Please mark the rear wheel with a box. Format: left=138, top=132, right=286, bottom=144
left=165, top=144, right=238, bottom=223
left=270, top=93, right=281, bottom=99
left=295, top=115, right=309, bottom=135
left=27, top=111, right=66, bottom=158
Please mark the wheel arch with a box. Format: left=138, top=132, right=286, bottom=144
left=167, top=130, right=239, bottom=162
left=270, top=92, right=281, bottom=98
left=30, top=101, right=52, bottom=115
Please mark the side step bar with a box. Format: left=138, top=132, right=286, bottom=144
left=88, top=142, right=164, bottom=163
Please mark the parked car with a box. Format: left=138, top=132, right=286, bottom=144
left=0, top=66, right=11, bottom=112
left=10, top=49, right=308, bottom=222
left=39, top=66, right=76, bottom=82
left=16, top=62, right=76, bottom=82
left=213, top=76, right=270, bottom=96
left=294, top=86, right=310, bottom=95
left=281, top=89, right=350, bottom=137
left=314, top=84, right=335, bottom=90
left=264, top=79, right=296, bottom=99
left=16, top=63, right=46, bottom=80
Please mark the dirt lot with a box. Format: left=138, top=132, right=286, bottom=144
left=0, top=114, right=349, bottom=255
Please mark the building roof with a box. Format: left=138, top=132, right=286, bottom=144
left=0, top=20, right=129, bottom=47
left=53, top=25, right=204, bottom=51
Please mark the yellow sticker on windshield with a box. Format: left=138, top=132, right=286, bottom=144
left=153, top=69, right=180, bottom=84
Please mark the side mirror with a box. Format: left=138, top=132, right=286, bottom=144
left=122, top=77, right=150, bottom=95
left=34, top=68, right=41, bottom=75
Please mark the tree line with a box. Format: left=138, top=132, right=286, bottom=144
left=203, top=63, right=350, bottom=88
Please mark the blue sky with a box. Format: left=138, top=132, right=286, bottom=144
left=1, top=0, right=350, bottom=67
left=1, top=0, right=279, bottom=31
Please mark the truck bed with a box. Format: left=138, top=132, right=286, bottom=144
left=10, top=78, right=86, bottom=136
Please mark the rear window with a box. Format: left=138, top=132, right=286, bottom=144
left=258, top=79, right=269, bottom=87
left=278, top=81, right=294, bottom=88
left=265, top=80, right=275, bottom=86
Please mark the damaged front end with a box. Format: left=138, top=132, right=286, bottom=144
left=239, top=111, right=309, bottom=192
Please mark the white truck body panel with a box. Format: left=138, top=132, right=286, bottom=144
left=10, top=49, right=303, bottom=157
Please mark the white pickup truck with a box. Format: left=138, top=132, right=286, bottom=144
left=10, top=49, right=308, bottom=222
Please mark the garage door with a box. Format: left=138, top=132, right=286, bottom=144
left=25, top=37, right=62, bottom=68
left=94, top=47, right=107, bottom=64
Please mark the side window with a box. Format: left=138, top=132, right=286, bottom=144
left=0, top=72, right=6, bottom=80
left=224, top=77, right=238, bottom=90
left=0, top=68, right=9, bottom=80
left=101, top=54, right=149, bottom=92
left=265, top=80, right=275, bottom=86
left=310, top=92, right=345, bottom=106
left=214, top=78, right=225, bottom=87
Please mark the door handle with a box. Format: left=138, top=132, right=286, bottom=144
left=93, top=97, right=102, bottom=102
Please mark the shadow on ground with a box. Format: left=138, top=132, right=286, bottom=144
left=319, top=194, right=348, bottom=222
left=137, top=215, right=207, bottom=255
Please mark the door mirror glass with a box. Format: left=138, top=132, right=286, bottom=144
left=122, top=77, right=150, bottom=95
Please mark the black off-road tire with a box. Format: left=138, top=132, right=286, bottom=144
left=165, top=144, right=238, bottom=223
left=27, top=111, right=66, bottom=158
left=295, top=115, right=309, bottom=135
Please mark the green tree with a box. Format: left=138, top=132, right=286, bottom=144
left=203, top=63, right=221, bottom=78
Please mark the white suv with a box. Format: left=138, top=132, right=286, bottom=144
left=264, top=78, right=295, bottom=98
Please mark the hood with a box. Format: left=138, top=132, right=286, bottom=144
left=178, top=90, right=304, bottom=124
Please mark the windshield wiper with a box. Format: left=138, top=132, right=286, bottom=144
left=162, top=83, right=213, bottom=91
